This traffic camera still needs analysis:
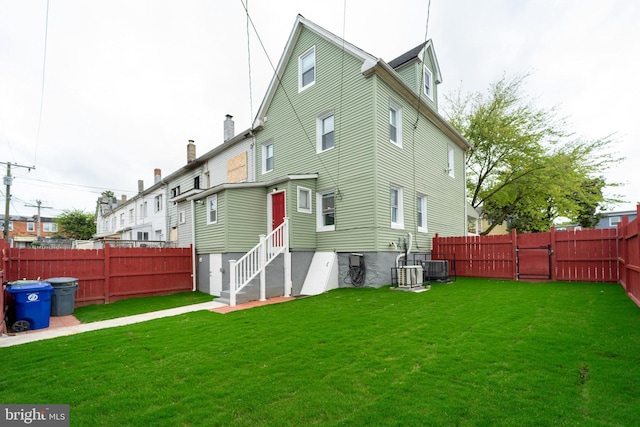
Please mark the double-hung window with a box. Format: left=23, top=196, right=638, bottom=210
left=155, top=195, right=162, bottom=212
left=317, top=191, right=335, bottom=231
left=423, top=65, right=433, bottom=99
left=263, top=142, right=274, bottom=173
left=447, top=145, right=455, bottom=177
left=299, top=47, right=316, bottom=91
left=207, top=195, right=218, bottom=224
left=417, top=195, right=428, bottom=233
left=318, top=113, right=334, bottom=152
left=391, top=186, right=404, bottom=229
left=389, top=101, right=402, bottom=146
left=27, top=222, right=35, bottom=232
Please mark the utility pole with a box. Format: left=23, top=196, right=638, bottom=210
left=2, top=162, right=35, bottom=241
left=25, top=199, right=53, bottom=239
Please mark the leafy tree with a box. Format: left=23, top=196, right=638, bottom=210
left=445, top=74, right=622, bottom=234
left=55, top=209, right=95, bottom=240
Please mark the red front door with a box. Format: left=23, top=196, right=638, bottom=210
left=271, top=192, right=285, bottom=231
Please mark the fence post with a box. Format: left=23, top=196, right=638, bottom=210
left=550, top=227, right=557, bottom=281
left=283, top=218, right=291, bottom=297
left=229, top=260, right=237, bottom=307
left=104, top=244, right=111, bottom=303
left=432, top=233, right=439, bottom=259
left=511, top=229, right=518, bottom=280
left=259, top=234, right=266, bottom=302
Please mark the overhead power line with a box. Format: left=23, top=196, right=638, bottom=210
left=34, top=0, right=50, bottom=167
left=239, top=1, right=340, bottom=191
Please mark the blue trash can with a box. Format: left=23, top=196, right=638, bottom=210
left=6, top=281, right=54, bottom=331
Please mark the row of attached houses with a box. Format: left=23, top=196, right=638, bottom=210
left=95, top=15, right=472, bottom=303
left=0, top=215, right=59, bottom=248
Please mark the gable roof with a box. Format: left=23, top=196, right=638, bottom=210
left=388, top=40, right=443, bottom=84
left=253, top=15, right=470, bottom=151
left=253, top=14, right=377, bottom=129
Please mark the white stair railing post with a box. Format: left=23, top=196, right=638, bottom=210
left=229, top=259, right=237, bottom=306
left=284, top=217, right=292, bottom=297
left=259, top=234, right=267, bottom=301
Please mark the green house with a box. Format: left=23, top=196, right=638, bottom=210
left=191, top=15, right=470, bottom=304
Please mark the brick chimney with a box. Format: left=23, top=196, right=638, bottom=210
left=224, top=114, right=234, bottom=141
left=154, top=168, right=162, bottom=184
left=187, top=140, right=196, bottom=163
left=121, top=194, right=127, bottom=203
left=138, top=180, right=144, bottom=194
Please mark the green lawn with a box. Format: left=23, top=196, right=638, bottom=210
left=2, top=278, right=639, bottom=426
left=73, top=291, right=215, bottom=323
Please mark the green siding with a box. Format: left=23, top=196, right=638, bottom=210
left=284, top=179, right=317, bottom=249
left=392, top=47, right=439, bottom=112
left=256, top=28, right=379, bottom=252
left=252, top=26, right=465, bottom=254
left=372, top=77, right=465, bottom=251
left=195, top=188, right=266, bottom=253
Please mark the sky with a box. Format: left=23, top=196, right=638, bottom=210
left=1, top=0, right=638, bottom=220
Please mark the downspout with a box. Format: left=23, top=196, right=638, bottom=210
left=190, top=198, right=197, bottom=292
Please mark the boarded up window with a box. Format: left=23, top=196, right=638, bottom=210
left=227, top=152, right=247, bottom=183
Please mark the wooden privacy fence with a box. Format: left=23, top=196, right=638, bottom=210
left=1, top=243, right=193, bottom=307
left=432, top=228, right=619, bottom=283
left=619, top=211, right=640, bottom=307
left=432, top=205, right=640, bottom=308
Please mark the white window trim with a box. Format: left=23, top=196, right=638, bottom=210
left=27, top=222, right=35, bottom=232
left=447, top=145, right=455, bottom=178
left=316, top=112, right=335, bottom=153
left=262, top=141, right=274, bottom=174
left=155, top=195, right=163, bottom=213
left=179, top=209, right=186, bottom=224
left=391, top=186, right=404, bottom=230
left=299, top=46, right=316, bottom=92
left=423, top=65, right=433, bottom=100
left=207, top=194, right=218, bottom=225
left=297, top=186, right=312, bottom=214
left=609, top=216, right=621, bottom=227
left=316, top=190, right=335, bottom=232
left=389, top=100, right=402, bottom=147
left=417, top=194, right=428, bottom=233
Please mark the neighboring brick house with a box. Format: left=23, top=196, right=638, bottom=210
left=0, top=215, right=59, bottom=248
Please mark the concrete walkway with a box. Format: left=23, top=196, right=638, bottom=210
left=0, top=296, right=298, bottom=348
left=0, top=300, right=226, bottom=348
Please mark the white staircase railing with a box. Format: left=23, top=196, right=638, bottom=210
left=228, top=217, right=291, bottom=306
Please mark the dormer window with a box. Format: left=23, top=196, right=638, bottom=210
left=299, top=47, right=316, bottom=91
left=423, top=65, right=433, bottom=99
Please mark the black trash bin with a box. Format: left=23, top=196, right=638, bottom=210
left=45, top=277, right=79, bottom=316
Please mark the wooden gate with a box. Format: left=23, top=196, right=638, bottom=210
left=515, top=232, right=552, bottom=280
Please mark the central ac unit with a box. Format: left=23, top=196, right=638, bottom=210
left=423, top=260, right=449, bottom=281
left=398, top=265, right=423, bottom=287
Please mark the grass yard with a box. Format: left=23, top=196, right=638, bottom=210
left=73, top=291, right=215, bottom=323
left=1, top=278, right=639, bottom=426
